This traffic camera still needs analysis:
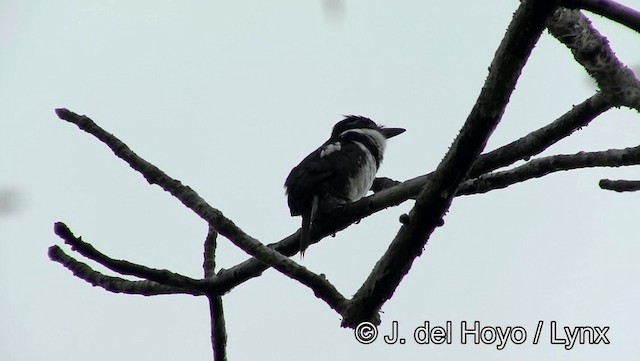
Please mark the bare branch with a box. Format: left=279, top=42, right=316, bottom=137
left=459, top=145, right=640, bottom=195
left=204, top=226, right=218, bottom=279
left=54, top=108, right=348, bottom=314
left=469, top=92, right=612, bottom=177
left=208, top=296, right=227, bottom=361
left=48, top=246, right=201, bottom=296
left=234, top=242, right=349, bottom=314
left=547, top=8, right=640, bottom=110
left=53, top=108, right=263, bottom=256
left=341, top=0, right=562, bottom=328
left=201, top=226, right=228, bottom=361
left=53, top=222, right=208, bottom=293
left=564, top=0, right=640, bottom=34
left=599, top=178, right=640, bottom=191
left=218, top=91, right=612, bottom=295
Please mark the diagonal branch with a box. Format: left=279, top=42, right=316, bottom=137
left=468, top=92, right=612, bottom=177
left=564, top=0, right=640, bottom=33
left=458, top=145, right=640, bottom=195
left=48, top=246, right=201, bottom=296
left=341, top=0, right=562, bottom=327
left=547, top=8, right=640, bottom=110
left=53, top=222, right=208, bottom=293
left=599, top=179, right=640, bottom=191
left=54, top=108, right=266, bottom=261
left=217, top=91, right=612, bottom=294
left=368, top=5, right=640, bottom=201
left=54, top=110, right=348, bottom=314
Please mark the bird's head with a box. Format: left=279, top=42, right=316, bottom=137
left=329, top=115, right=405, bottom=141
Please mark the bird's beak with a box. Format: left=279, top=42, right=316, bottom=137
left=379, top=127, right=406, bottom=139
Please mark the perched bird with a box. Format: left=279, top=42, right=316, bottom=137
left=284, top=115, right=405, bottom=256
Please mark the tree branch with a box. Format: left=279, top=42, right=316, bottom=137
left=599, top=178, right=640, bottom=191
left=458, top=145, right=640, bottom=195
left=53, top=110, right=348, bottom=315
left=547, top=8, right=640, bottom=110
left=48, top=246, right=201, bottom=296
left=54, top=108, right=268, bottom=262
left=202, top=226, right=228, bottom=361
left=208, top=295, right=227, bottom=361
left=204, top=226, right=218, bottom=279
left=341, top=0, right=562, bottom=328
left=217, top=91, right=612, bottom=295
left=564, top=0, right=640, bottom=34
left=468, top=92, right=612, bottom=177
left=53, top=222, right=208, bottom=293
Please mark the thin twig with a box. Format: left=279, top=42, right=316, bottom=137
left=53, top=222, right=208, bottom=293
left=204, top=226, right=218, bottom=279
left=599, top=179, right=640, bottom=191
left=459, top=145, right=640, bottom=195
left=341, top=0, right=562, bottom=328
left=468, top=92, right=612, bottom=177
left=54, top=108, right=264, bottom=258
left=48, top=246, right=201, bottom=296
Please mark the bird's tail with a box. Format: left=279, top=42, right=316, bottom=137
left=299, top=196, right=319, bottom=258
left=300, top=211, right=311, bottom=258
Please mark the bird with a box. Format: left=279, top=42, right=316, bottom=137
left=284, top=115, right=405, bottom=256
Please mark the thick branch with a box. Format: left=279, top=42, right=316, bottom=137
left=341, top=0, right=561, bottom=328
left=53, top=222, right=208, bottom=293
left=48, top=246, right=201, bottom=296
left=564, top=0, right=640, bottom=33
left=218, top=92, right=611, bottom=294
left=547, top=8, right=640, bottom=110
left=459, top=145, right=640, bottom=195
left=599, top=178, right=640, bottom=191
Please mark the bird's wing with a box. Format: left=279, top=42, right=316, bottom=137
left=285, top=141, right=366, bottom=215
left=285, top=145, right=335, bottom=215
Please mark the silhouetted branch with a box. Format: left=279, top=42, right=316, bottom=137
left=53, top=108, right=267, bottom=259
left=204, top=226, right=218, bottom=279
left=547, top=8, right=640, bottom=110
left=48, top=246, right=200, bottom=295
left=49, top=1, right=640, bottom=340
left=202, top=226, right=228, bottom=361
left=53, top=108, right=348, bottom=315
left=599, top=179, right=640, bottom=191
left=564, top=0, right=640, bottom=33
left=209, top=295, right=227, bottom=361
left=341, top=0, right=562, bottom=327
left=458, top=145, right=640, bottom=195
left=469, top=93, right=612, bottom=177
left=53, top=222, right=208, bottom=293
left=218, top=91, right=613, bottom=295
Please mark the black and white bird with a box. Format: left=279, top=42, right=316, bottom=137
left=284, top=115, right=405, bottom=256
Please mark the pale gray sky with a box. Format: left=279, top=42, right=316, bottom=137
left=2, top=1, right=640, bottom=360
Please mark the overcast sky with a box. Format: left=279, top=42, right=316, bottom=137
left=2, top=1, right=640, bottom=360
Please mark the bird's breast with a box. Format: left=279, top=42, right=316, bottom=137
left=345, top=141, right=378, bottom=201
